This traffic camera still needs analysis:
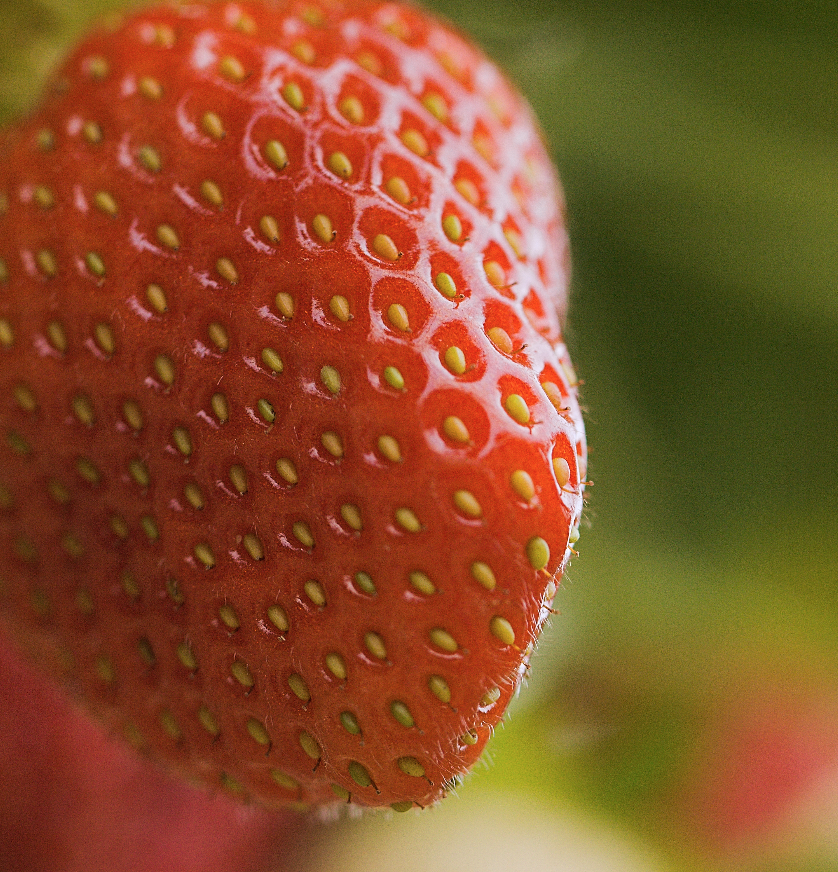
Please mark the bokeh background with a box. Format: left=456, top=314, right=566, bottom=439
left=2, top=1, right=837, bottom=870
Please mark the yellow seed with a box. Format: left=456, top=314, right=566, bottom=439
left=282, top=82, right=306, bottom=111
left=62, top=533, right=84, bottom=558
left=218, top=604, right=240, bottom=630
left=37, top=249, right=57, bottom=277
left=93, top=322, right=115, bottom=355
left=243, top=533, right=264, bottom=560
left=398, top=756, right=425, bottom=778
left=294, top=521, right=315, bottom=549
left=481, top=687, right=501, bottom=707
left=75, top=588, right=94, bottom=615
left=422, top=92, right=448, bottom=122
left=484, top=260, right=506, bottom=288
left=541, top=380, right=565, bottom=409
left=442, top=214, right=462, bottom=242
left=194, top=542, right=215, bottom=569
left=312, top=213, right=334, bottom=243
left=339, top=95, right=364, bottom=124
left=300, top=732, right=321, bottom=760
left=77, top=457, right=101, bottom=484
left=271, top=769, right=299, bottom=791
left=304, top=579, right=325, bottom=606
left=268, top=603, right=289, bottom=632
left=47, top=480, right=69, bottom=505
left=372, top=233, right=399, bottom=261
left=340, top=711, right=361, bottom=735
left=510, top=469, right=535, bottom=501
left=504, top=226, right=525, bottom=258
left=471, top=560, right=496, bottom=591
left=247, top=717, right=271, bottom=746
left=292, top=39, right=315, bottom=63
left=86, top=55, right=109, bottom=79
left=401, top=128, right=429, bottom=157
left=321, top=431, right=343, bottom=458
left=207, top=322, right=229, bottom=352
left=229, top=464, right=247, bottom=494
left=329, top=294, right=351, bottom=321
left=442, top=416, right=470, bottom=444
left=377, top=434, right=401, bottom=462
left=354, top=572, right=377, bottom=596
left=129, top=458, right=150, bottom=487
left=233, top=11, right=257, bottom=33
left=390, top=701, right=414, bottom=728
left=14, top=384, right=36, bottom=412
left=428, top=675, right=451, bottom=703
left=137, top=145, right=161, bottom=172
left=146, top=283, right=168, bottom=313
left=94, top=655, right=115, bottom=684
left=110, top=515, right=128, bottom=539
left=154, top=354, right=175, bottom=386
left=231, top=660, right=254, bottom=688
left=409, top=571, right=436, bottom=595
left=35, top=128, right=55, bottom=151
left=454, top=489, right=482, bottom=518
left=430, top=628, right=458, bottom=652
left=504, top=394, right=530, bottom=425
left=259, top=214, right=279, bottom=242
left=395, top=507, right=421, bottom=533
left=275, top=458, right=298, bottom=485
left=461, top=729, right=479, bottom=745
left=139, top=76, right=162, bottom=99
left=219, top=773, right=243, bottom=794
left=257, top=398, right=275, bottom=423
left=0, top=319, right=11, bottom=348
left=327, top=151, right=352, bottom=179
left=490, top=615, right=516, bottom=646
left=86, top=251, right=106, bottom=277
left=137, top=638, right=157, bottom=666
left=288, top=673, right=310, bottom=701
left=83, top=121, right=103, bottom=144
left=216, top=257, right=239, bottom=284
left=386, top=303, right=410, bottom=332
left=340, top=503, right=363, bottom=531
left=434, top=272, right=457, bottom=299
left=455, top=177, right=480, bottom=205
left=122, top=399, right=143, bottom=431
left=219, top=55, right=247, bottom=82
left=443, top=346, right=466, bottom=374
left=526, top=536, right=550, bottom=571
left=553, top=456, right=571, bottom=488
left=201, top=179, right=224, bottom=207
left=385, top=176, right=411, bottom=205
left=320, top=365, right=341, bottom=394
left=275, top=291, right=295, bottom=318
left=348, top=761, right=372, bottom=788
left=264, top=139, right=289, bottom=171
left=158, top=710, right=181, bottom=740
left=569, top=524, right=580, bottom=545
left=0, top=258, right=7, bottom=283
left=210, top=392, right=229, bottom=424
left=325, top=652, right=346, bottom=680
left=488, top=326, right=513, bottom=354
left=261, top=347, right=283, bottom=374
left=383, top=366, right=404, bottom=390
left=172, top=426, right=192, bottom=456
left=198, top=706, right=220, bottom=736
left=364, top=631, right=387, bottom=660
left=201, top=111, right=225, bottom=139
left=122, top=572, right=141, bottom=601
left=33, top=185, right=54, bottom=209
left=356, top=51, right=382, bottom=75
left=72, top=395, right=95, bottom=426
left=177, top=641, right=198, bottom=671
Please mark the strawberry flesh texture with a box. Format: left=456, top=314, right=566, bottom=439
left=0, top=0, right=586, bottom=810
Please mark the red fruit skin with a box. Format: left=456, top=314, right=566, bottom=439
left=0, top=624, right=300, bottom=872
left=0, top=0, right=586, bottom=811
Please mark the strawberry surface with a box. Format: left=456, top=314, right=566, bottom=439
left=0, top=0, right=586, bottom=811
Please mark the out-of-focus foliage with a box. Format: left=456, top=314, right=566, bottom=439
left=2, top=2, right=837, bottom=869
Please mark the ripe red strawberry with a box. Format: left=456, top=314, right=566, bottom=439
left=0, top=0, right=586, bottom=812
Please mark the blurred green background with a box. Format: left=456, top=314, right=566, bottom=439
left=2, top=1, right=838, bottom=869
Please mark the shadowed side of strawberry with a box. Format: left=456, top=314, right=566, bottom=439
left=0, top=625, right=303, bottom=872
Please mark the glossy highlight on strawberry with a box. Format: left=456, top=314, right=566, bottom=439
left=0, top=0, right=586, bottom=811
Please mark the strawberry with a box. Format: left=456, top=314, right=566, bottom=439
left=0, top=0, right=586, bottom=812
